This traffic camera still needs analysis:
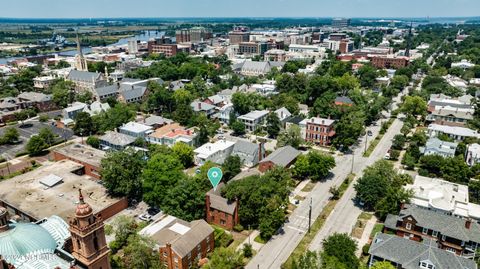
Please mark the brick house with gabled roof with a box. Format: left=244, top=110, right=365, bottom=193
left=205, top=183, right=239, bottom=230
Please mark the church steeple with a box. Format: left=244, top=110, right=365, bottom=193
left=0, top=206, right=8, bottom=232
left=69, top=189, right=111, bottom=269
left=75, top=31, right=88, bottom=71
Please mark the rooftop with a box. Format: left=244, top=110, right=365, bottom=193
left=0, top=160, right=121, bottom=221
left=140, top=216, right=213, bottom=258
left=261, top=146, right=301, bottom=167
left=207, top=183, right=237, bottom=215
left=369, top=233, right=477, bottom=269
left=99, top=131, right=136, bottom=147
left=194, top=140, right=236, bottom=157
left=238, top=110, right=269, bottom=121
left=300, top=117, right=335, bottom=126
left=428, top=124, right=480, bottom=138
left=405, top=175, right=480, bottom=219
left=148, top=123, right=194, bottom=139
left=54, top=143, right=106, bottom=168
left=119, top=121, right=153, bottom=134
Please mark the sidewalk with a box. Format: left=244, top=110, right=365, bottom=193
left=355, top=216, right=378, bottom=257
left=236, top=230, right=263, bottom=252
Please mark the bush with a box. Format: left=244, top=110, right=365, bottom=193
left=86, top=136, right=100, bottom=149
left=243, top=243, right=253, bottom=258
left=389, top=149, right=400, bottom=160
left=39, top=114, right=49, bottom=122
left=214, top=227, right=233, bottom=248
left=233, top=224, right=244, bottom=232
left=362, top=243, right=371, bottom=256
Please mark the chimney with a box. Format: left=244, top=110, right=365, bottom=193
left=198, top=102, right=202, bottom=110
left=466, top=218, right=472, bottom=229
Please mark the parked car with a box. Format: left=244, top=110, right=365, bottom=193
left=367, top=130, right=373, bottom=136
left=139, top=213, right=152, bottom=222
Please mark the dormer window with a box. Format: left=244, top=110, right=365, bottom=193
left=406, top=223, right=412, bottom=230
left=420, top=260, right=435, bottom=269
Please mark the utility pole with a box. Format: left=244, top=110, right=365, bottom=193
left=364, top=133, right=368, bottom=154
left=308, top=197, right=312, bottom=233
left=351, top=151, right=355, bottom=174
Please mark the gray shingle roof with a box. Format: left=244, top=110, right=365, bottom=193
left=17, top=92, right=52, bottom=102
left=369, top=233, right=477, bottom=269
left=384, top=205, right=480, bottom=243
left=233, top=140, right=258, bottom=156
left=99, top=131, right=136, bottom=147
left=95, top=84, right=119, bottom=97
left=335, top=96, right=353, bottom=104
left=151, top=218, right=213, bottom=258
left=207, top=183, right=237, bottom=215
left=142, top=115, right=173, bottom=127
left=67, top=70, right=102, bottom=82
left=119, top=86, right=147, bottom=101
left=261, top=146, right=300, bottom=167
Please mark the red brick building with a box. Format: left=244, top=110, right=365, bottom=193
left=205, top=183, right=239, bottom=230
left=69, top=189, right=112, bottom=269
left=146, top=218, right=214, bottom=269
left=301, top=117, right=336, bottom=146
left=258, top=146, right=301, bottom=173
left=371, top=56, right=409, bottom=69
left=383, top=205, right=480, bottom=258
left=53, top=143, right=105, bottom=180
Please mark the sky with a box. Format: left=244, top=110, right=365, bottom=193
left=1, top=0, right=479, bottom=19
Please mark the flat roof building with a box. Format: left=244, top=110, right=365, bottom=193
left=0, top=160, right=126, bottom=222
left=53, top=143, right=106, bottom=179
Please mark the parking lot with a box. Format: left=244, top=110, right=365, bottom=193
left=0, top=120, right=74, bottom=159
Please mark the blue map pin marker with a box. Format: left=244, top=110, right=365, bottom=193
left=208, top=167, right=223, bottom=191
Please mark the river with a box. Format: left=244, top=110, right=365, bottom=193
left=0, top=30, right=165, bottom=65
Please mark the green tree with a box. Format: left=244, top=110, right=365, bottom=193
left=162, top=178, right=206, bottom=221
left=94, top=103, right=135, bottom=132
left=142, top=153, right=186, bottom=207
left=172, top=142, right=194, bottom=168
left=277, top=125, right=303, bottom=149
left=232, top=92, right=253, bottom=115
left=51, top=80, right=74, bottom=108
left=1, top=127, right=19, bottom=145
left=322, top=233, right=359, bottom=269
left=222, top=155, right=242, bottom=182
left=266, top=112, right=281, bottom=138
left=203, top=247, right=244, bottom=269
left=354, top=160, right=413, bottom=218
left=231, top=121, right=246, bottom=136
left=402, top=96, right=427, bottom=119
left=86, top=136, right=100, bottom=149
left=26, top=135, right=48, bottom=156
left=73, top=112, right=96, bottom=136
left=100, top=149, right=145, bottom=201
left=121, top=235, right=164, bottom=269
left=391, top=134, right=407, bottom=150
left=307, top=150, right=336, bottom=181
left=38, top=127, right=56, bottom=146
left=333, top=109, right=366, bottom=149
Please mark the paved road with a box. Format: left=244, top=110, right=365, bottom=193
left=246, top=90, right=406, bottom=269
left=308, top=116, right=404, bottom=251
left=0, top=119, right=73, bottom=159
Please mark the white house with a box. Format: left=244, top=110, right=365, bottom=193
left=427, top=124, right=480, bottom=141
left=194, top=140, right=235, bottom=165
left=466, top=143, right=480, bottom=167
left=237, top=110, right=269, bottom=132
left=405, top=175, right=480, bottom=221
left=118, top=121, right=154, bottom=139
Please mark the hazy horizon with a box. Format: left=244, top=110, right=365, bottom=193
left=1, top=0, right=479, bottom=19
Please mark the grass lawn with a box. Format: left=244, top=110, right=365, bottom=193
left=254, top=234, right=267, bottom=244
left=301, top=181, right=316, bottom=192
left=369, top=223, right=384, bottom=239
left=351, top=213, right=372, bottom=239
